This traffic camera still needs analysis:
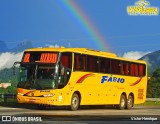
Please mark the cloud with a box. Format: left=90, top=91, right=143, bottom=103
left=0, top=44, right=61, bottom=70
left=0, top=52, right=23, bottom=70
left=45, top=44, right=60, bottom=48
left=122, top=51, right=150, bottom=60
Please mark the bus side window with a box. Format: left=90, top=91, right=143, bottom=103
left=100, top=58, right=106, bottom=73
left=75, top=55, right=80, bottom=70
left=74, top=54, right=86, bottom=71
left=135, top=64, right=139, bottom=76
left=130, top=63, right=139, bottom=76
left=139, top=64, right=145, bottom=76
left=87, top=56, right=95, bottom=72
left=120, top=62, right=125, bottom=75
left=59, top=52, right=72, bottom=88
left=82, top=55, right=86, bottom=71
left=86, top=55, right=99, bottom=72
left=100, top=58, right=110, bottom=73
left=61, top=52, right=72, bottom=69
left=105, top=59, right=110, bottom=73
left=130, top=63, right=135, bottom=76
left=110, top=59, right=120, bottom=74
left=124, top=63, right=130, bottom=75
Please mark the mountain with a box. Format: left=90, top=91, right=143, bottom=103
left=140, top=50, right=160, bottom=75
left=0, top=68, right=18, bottom=83
left=9, top=41, right=33, bottom=52
left=0, top=41, right=33, bottom=94
left=0, top=41, right=9, bottom=52
left=0, top=40, right=33, bottom=53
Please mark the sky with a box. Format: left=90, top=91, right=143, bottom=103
left=0, top=0, right=160, bottom=69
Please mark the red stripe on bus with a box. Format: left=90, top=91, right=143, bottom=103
left=25, top=91, right=34, bottom=95
left=130, top=77, right=142, bottom=86
left=76, top=74, right=94, bottom=83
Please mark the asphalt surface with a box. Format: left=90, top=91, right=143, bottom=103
left=0, top=105, right=160, bottom=123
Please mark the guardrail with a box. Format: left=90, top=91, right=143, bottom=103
left=0, top=94, right=16, bottom=103
left=146, top=98, right=160, bottom=102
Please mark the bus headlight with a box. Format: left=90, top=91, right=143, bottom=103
left=17, top=93, right=24, bottom=96
left=43, top=93, right=54, bottom=97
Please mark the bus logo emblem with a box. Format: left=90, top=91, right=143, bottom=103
left=31, top=93, right=34, bottom=96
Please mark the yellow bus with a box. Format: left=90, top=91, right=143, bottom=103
left=14, top=48, right=147, bottom=110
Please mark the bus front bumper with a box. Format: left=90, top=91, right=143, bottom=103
left=17, top=94, right=57, bottom=105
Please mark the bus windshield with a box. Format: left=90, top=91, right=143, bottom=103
left=18, top=64, right=57, bottom=90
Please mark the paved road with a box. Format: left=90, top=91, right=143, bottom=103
left=0, top=105, right=160, bottom=123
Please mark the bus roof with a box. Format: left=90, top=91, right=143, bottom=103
left=24, top=47, right=117, bottom=57
left=24, top=47, right=146, bottom=64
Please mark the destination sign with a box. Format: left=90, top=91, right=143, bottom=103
left=22, top=52, right=58, bottom=63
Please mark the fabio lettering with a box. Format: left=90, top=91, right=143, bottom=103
left=101, top=76, right=125, bottom=84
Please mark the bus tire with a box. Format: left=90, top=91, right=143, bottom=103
left=70, top=93, right=79, bottom=111
left=118, top=94, right=126, bottom=110
left=126, top=95, right=134, bottom=109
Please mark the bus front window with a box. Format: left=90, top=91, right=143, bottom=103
left=18, top=64, right=57, bottom=90
left=37, top=66, right=55, bottom=80
left=36, top=66, right=56, bottom=89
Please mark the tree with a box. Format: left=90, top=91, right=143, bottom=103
left=147, top=68, right=160, bottom=98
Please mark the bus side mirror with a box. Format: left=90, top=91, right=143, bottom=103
left=13, top=62, right=21, bottom=75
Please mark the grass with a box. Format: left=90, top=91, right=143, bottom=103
left=136, top=101, right=160, bottom=106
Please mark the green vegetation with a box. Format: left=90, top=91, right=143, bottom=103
left=0, top=68, right=18, bottom=94
left=140, top=50, right=160, bottom=76
left=147, top=68, right=160, bottom=98
left=136, top=101, right=160, bottom=106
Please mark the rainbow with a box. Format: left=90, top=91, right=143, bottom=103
left=58, top=0, right=111, bottom=51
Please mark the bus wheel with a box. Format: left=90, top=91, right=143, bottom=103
left=126, top=95, right=133, bottom=109
left=118, top=94, right=126, bottom=110
left=70, top=93, right=79, bottom=111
